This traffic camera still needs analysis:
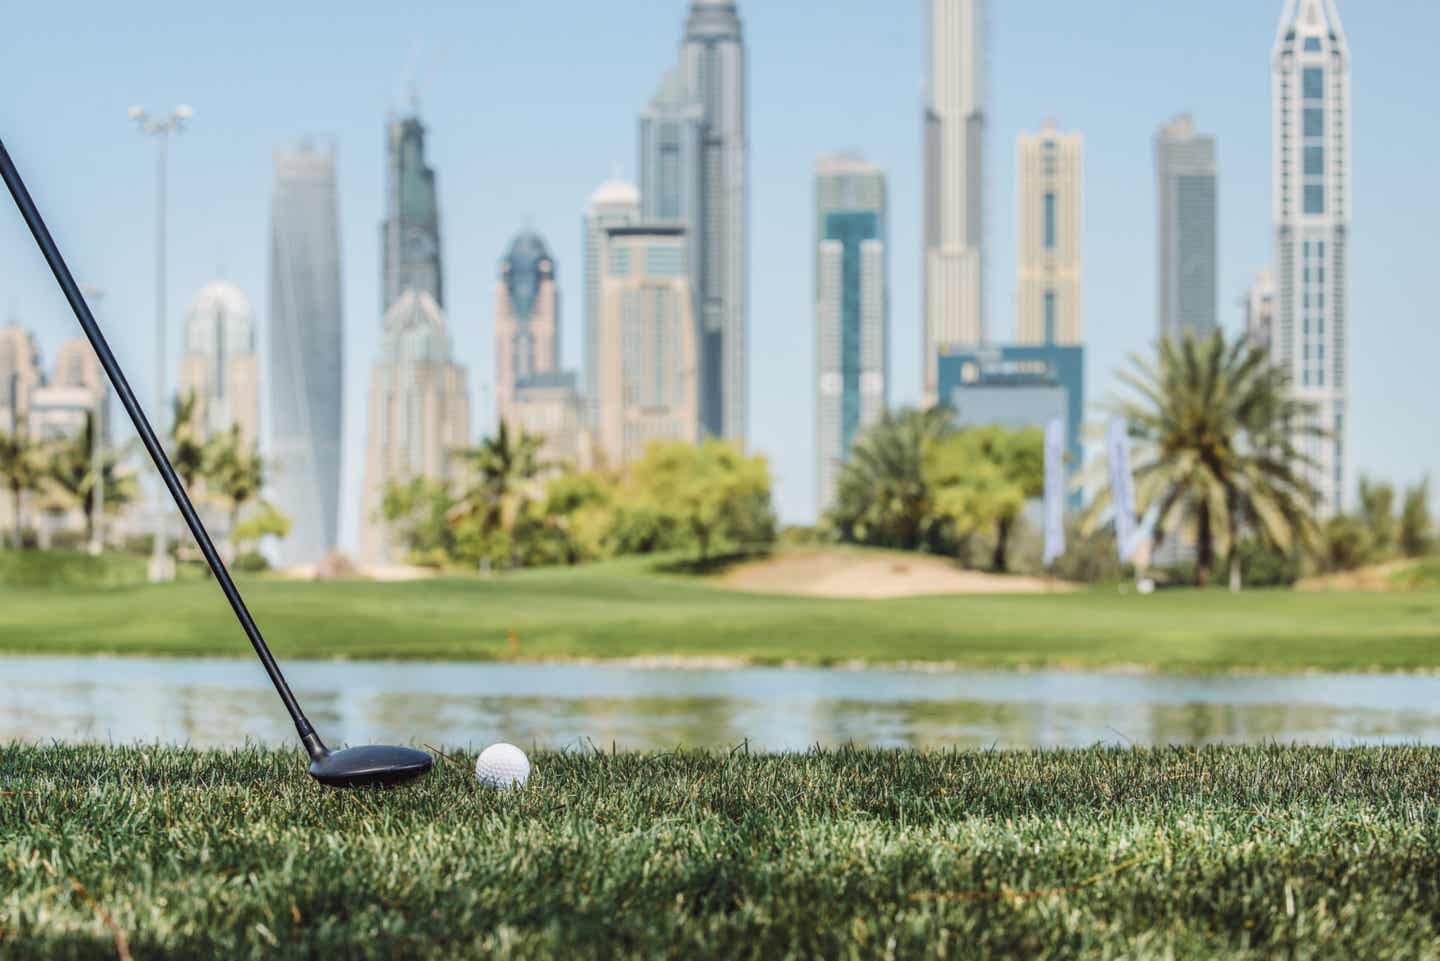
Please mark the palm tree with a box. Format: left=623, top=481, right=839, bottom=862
left=449, top=421, right=546, bottom=568
left=42, top=413, right=136, bottom=545
left=826, top=407, right=954, bottom=551
left=170, top=392, right=208, bottom=492
left=206, top=425, right=265, bottom=559
left=0, top=428, right=43, bottom=548
left=1089, top=331, right=1323, bottom=587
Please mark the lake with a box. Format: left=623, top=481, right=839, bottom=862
left=4, top=656, right=1440, bottom=751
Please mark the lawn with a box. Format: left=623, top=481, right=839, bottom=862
left=3, top=744, right=1439, bottom=959
left=0, top=553, right=1437, bottom=672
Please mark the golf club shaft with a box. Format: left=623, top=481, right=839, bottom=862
left=0, top=137, right=322, bottom=753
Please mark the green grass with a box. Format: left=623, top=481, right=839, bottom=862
left=0, top=553, right=1437, bottom=672
left=0, top=549, right=208, bottom=589
left=3, top=744, right=1440, bottom=959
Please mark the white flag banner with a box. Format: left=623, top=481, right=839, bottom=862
left=1043, top=417, right=1066, bottom=567
left=1106, top=418, right=1138, bottom=563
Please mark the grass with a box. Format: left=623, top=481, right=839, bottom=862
left=3, top=744, right=1440, bottom=959
left=0, top=549, right=206, bottom=589
left=0, top=552, right=1438, bottom=672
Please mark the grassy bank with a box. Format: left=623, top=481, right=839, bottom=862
left=0, top=555, right=1438, bottom=672
left=4, top=744, right=1440, bottom=959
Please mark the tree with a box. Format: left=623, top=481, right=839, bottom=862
left=41, top=412, right=136, bottom=545
left=619, top=440, right=775, bottom=561
left=925, top=426, right=1043, bottom=572
left=230, top=501, right=291, bottom=558
left=380, top=476, right=459, bottom=567
left=1400, top=478, right=1434, bottom=558
left=205, top=426, right=266, bottom=558
left=1088, top=331, right=1322, bottom=587
left=827, top=407, right=954, bottom=551
left=450, top=421, right=546, bottom=569
left=0, top=428, right=42, bottom=549
left=539, top=469, right=616, bottom=565
left=1323, top=514, right=1373, bottom=573
left=170, top=392, right=208, bottom=492
left=1357, top=476, right=1397, bottom=559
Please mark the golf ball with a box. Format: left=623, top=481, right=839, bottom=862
left=475, top=743, right=531, bottom=790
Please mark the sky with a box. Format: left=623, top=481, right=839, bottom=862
left=1, top=0, right=1436, bottom=548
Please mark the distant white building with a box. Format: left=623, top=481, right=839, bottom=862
left=178, top=281, right=260, bottom=447
left=582, top=178, right=641, bottom=428
left=1155, top=114, right=1218, bottom=341
left=1016, top=120, right=1083, bottom=346
left=1271, top=0, right=1351, bottom=516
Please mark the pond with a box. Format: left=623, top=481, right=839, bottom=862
left=4, top=656, right=1440, bottom=752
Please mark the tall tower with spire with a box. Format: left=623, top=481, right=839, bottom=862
left=381, top=111, right=443, bottom=314
left=1271, top=0, right=1350, bottom=516
left=495, top=230, right=560, bottom=430
left=923, top=0, right=986, bottom=403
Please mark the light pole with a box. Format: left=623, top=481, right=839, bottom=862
left=80, top=285, right=107, bottom=556
left=129, top=104, right=192, bottom=582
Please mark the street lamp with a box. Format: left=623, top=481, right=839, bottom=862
left=128, top=104, right=192, bottom=582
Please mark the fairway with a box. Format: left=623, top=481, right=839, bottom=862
left=4, top=744, right=1440, bottom=959
left=0, top=558, right=1437, bottom=672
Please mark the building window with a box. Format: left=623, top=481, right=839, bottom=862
left=1303, top=67, right=1325, bottom=100
left=1043, top=192, right=1056, bottom=250
left=1303, top=108, right=1325, bottom=138
left=1044, top=291, right=1057, bottom=344
left=609, top=245, right=632, bottom=277
left=645, top=244, right=684, bottom=277
left=1304, top=146, right=1324, bottom=176
left=1304, top=37, right=1322, bottom=52
left=1304, top=185, right=1325, bottom=215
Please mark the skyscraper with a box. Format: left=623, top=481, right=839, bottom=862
left=381, top=112, right=443, bottom=314
left=495, top=230, right=560, bottom=431
left=923, top=0, right=986, bottom=402
left=269, top=141, right=344, bottom=567
left=1245, top=268, right=1277, bottom=353
left=358, top=290, right=470, bottom=563
left=583, top=178, right=640, bottom=427
left=0, top=324, right=41, bottom=434
left=814, top=153, right=888, bottom=513
left=672, top=0, right=747, bottom=443
left=1273, top=0, right=1350, bottom=516
left=1155, top=114, right=1218, bottom=341
left=179, top=281, right=260, bottom=446
left=596, top=224, right=698, bottom=465
left=1016, top=120, right=1083, bottom=346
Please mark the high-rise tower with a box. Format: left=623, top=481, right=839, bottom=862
left=583, top=178, right=640, bottom=427
left=1272, top=0, right=1351, bottom=516
left=495, top=230, right=560, bottom=431
left=179, top=281, right=260, bottom=446
left=922, top=0, right=986, bottom=402
left=1016, top=120, right=1082, bottom=346
left=677, top=0, right=748, bottom=443
left=381, top=112, right=443, bottom=313
left=1155, top=114, right=1218, bottom=341
left=269, top=141, right=344, bottom=566
left=814, top=154, right=888, bottom=513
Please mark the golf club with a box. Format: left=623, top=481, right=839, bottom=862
left=0, top=137, right=431, bottom=789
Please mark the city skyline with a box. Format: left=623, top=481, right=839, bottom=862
left=0, top=0, right=1433, bottom=536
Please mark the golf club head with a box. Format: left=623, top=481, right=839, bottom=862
left=308, top=744, right=433, bottom=789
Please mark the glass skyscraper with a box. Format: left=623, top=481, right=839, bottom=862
left=1271, top=0, right=1351, bottom=516
left=814, top=154, right=887, bottom=513
left=1155, top=114, right=1218, bottom=340
left=637, top=0, right=747, bottom=444
left=268, top=142, right=344, bottom=567
left=381, top=112, right=443, bottom=314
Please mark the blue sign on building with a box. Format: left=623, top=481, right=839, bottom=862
left=936, top=345, right=1086, bottom=507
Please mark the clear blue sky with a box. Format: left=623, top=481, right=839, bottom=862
left=1, top=1, right=1435, bottom=544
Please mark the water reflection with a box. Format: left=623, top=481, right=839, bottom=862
left=3, top=656, right=1440, bottom=751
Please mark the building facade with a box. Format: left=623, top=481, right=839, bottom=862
left=508, top=371, right=589, bottom=470
left=596, top=225, right=698, bottom=466
left=937, top=345, right=1085, bottom=508
left=269, top=141, right=345, bottom=566
left=583, top=178, right=640, bottom=427
left=654, top=0, right=746, bottom=444
left=30, top=338, right=106, bottom=443
left=359, top=290, right=470, bottom=564
left=178, top=281, right=260, bottom=447
left=1016, top=120, right=1083, bottom=346
left=1155, top=114, right=1218, bottom=341
left=923, top=0, right=986, bottom=402
left=814, top=154, right=888, bottom=513
left=381, top=112, right=443, bottom=314
left=1272, top=0, right=1351, bottom=516
left=495, top=230, right=560, bottom=431
left=1245, top=268, right=1277, bottom=352
left=0, top=325, right=42, bottom=434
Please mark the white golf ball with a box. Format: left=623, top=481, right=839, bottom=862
left=475, top=743, right=530, bottom=790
